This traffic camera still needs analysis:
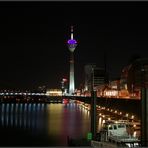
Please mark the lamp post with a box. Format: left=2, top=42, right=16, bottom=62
left=90, top=67, right=97, bottom=141
left=141, top=65, right=148, bottom=147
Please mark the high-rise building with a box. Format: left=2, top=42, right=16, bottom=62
left=84, top=64, right=106, bottom=91
left=84, top=64, right=96, bottom=91
left=67, top=26, right=77, bottom=95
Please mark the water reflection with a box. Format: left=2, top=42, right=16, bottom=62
left=98, top=117, right=103, bottom=132
left=0, top=103, right=47, bottom=131
left=46, top=103, right=91, bottom=145
left=0, top=102, right=91, bottom=146
left=0, top=102, right=111, bottom=146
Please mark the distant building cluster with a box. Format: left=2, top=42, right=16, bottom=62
left=77, top=58, right=148, bottom=99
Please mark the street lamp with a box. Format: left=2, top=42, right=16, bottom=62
left=90, top=67, right=97, bottom=141
left=140, top=64, right=148, bottom=147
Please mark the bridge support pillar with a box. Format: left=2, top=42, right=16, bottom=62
left=91, top=90, right=97, bottom=141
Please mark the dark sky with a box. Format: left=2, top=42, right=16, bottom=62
left=0, top=1, right=148, bottom=90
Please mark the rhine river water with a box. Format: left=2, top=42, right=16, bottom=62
left=0, top=102, right=91, bottom=146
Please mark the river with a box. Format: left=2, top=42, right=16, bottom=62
left=0, top=102, right=90, bottom=146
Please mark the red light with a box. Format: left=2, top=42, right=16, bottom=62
left=63, top=98, right=69, bottom=104
left=63, top=78, right=67, bottom=82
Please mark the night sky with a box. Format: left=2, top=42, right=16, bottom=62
left=0, top=1, right=148, bottom=90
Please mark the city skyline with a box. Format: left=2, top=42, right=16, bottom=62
left=0, top=1, right=148, bottom=90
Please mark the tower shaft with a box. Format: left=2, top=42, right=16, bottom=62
left=69, top=52, right=75, bottom=94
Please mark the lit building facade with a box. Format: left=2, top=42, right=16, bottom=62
left=119, top=58, right=148, bottom=98
left=84, top=58, right=148, bottom=99
left=46, top=89, right=62, bottom=96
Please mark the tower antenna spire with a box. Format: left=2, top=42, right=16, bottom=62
left=71, top=25, right=74, bottom=40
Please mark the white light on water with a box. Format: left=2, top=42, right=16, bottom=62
left=133, top=131, right=137, bottom=137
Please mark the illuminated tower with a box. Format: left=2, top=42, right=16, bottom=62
left=67, top=26, right=77, bottom=95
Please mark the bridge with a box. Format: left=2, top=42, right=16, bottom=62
left=0, top=92, right=46, bottom=96
left=0, top=91, right=141, bottom=119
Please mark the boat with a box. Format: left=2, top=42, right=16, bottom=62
left=98, top=121, right=141, bottom=147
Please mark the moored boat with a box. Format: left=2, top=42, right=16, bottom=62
left=98, top=121, right=140, bottom=147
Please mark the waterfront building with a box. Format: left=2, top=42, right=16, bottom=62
left=86, top=58, right=148, bottom=99
left=46, top=89, right=62, bottom=96
left=120, top=58, right=148, bottom=98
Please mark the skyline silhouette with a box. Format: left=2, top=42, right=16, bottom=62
left=0, top=1, right=148, bottom=90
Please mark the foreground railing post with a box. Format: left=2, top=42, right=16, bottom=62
left=141, top=87, right=148, bottom=146
left=91, top=90, right=97, bottom=141
left=90, top=67, right=97, bottom=141
left=141, top=66, right=148, bottom=147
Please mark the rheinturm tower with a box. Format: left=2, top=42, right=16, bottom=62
left=67, top=26, right=77, bottom=95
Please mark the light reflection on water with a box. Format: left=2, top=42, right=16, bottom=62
left=0, top=102, right=92, bottom=146
left=98, top=117, right=103, bottom=132
left=0, top=103, right=46, bottom=130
